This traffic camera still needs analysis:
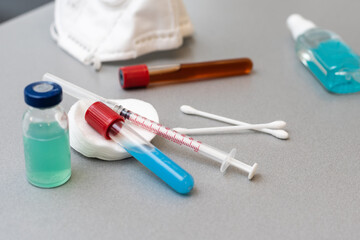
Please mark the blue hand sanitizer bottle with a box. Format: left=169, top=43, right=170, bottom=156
left=287, top=14, right=360, bottom=94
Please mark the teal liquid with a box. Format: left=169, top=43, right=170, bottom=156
left=23, top=122, right=71, bottom=188
left=125, top=145, right=194, bottom=194
left=307, top=39, right=360, bottom=93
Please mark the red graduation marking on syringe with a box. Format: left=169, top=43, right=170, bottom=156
left=129, top=112, right=202, bottom=152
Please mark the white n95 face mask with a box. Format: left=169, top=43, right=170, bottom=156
left=51, top=0, right=194, bottom=70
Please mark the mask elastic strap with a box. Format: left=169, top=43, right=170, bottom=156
left=84, top=54, right=102, bottom=71
left=50, top=23, right=102, bottom=71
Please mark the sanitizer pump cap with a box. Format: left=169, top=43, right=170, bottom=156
left=287, top=14, right=316, bottom=40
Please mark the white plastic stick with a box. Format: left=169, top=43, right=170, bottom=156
left=180, top=105, right=289, bottom=139
left=174, top=121, right=286, bottom=135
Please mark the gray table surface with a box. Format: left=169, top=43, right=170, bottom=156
left=1, top=1, right=360, bottom=239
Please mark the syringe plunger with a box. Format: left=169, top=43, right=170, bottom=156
left=197, top=143, right=257, bottom=179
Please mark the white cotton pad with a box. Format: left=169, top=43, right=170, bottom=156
left=68, top=99, right=159, bottom=161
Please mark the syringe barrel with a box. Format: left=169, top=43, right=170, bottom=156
left=117, top=108, right=230, bottom=164
left=196, top=143, right=227, bottom=164
left=119, top=107, right=254, bottom=176
left=119, top=110, right=203, bottom=152
left=85, top=102, right=194, bottom=194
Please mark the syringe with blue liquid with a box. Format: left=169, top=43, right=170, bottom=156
left=43, top=73, right=258, bottom=180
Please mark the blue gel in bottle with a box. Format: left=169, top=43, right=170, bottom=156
left=288, top=14, right=360, bottom=94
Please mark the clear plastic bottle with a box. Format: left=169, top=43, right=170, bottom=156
left=287, top=14, right=360, bottom=94
left=23, top=81, right=71, bottom=188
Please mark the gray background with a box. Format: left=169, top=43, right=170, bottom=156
left=1, top=1, right=360, bottom=239
left=0, top=0, right=51, bottom=23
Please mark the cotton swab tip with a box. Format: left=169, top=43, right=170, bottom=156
left=180, top=105, right=198, bottom=115
left=272, top=130, right=289, bottom=139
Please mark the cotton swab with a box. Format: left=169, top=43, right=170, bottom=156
left=179, top=105, right=289, bottom=139
left=173, top=121, right=286, bottom=135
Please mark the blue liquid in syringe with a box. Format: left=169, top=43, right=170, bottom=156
left=125, top=145, right=194, bottom=194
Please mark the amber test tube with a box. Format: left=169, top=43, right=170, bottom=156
left=119, top=58, right=253, bottom=89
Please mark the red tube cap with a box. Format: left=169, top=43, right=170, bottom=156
left=119, top=64, right=150, bottom=89
left=85, top=102, right=124, bottom=139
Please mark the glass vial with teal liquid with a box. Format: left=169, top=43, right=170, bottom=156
left=287, top=14, right=360, bottom=94
left=23, top=81, right=71, bottom=188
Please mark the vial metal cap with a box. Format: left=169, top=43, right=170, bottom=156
left=24, top=81, right=63, bottom=108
